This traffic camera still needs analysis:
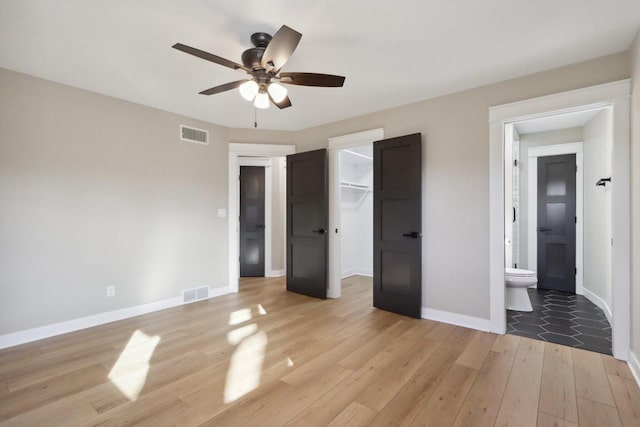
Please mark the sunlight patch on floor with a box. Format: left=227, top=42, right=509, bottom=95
left=257, top=304, right=267, bottom=315
left=227, top=323, right=258, bottom=345
left=286, top=357, right=294, bottom=367
left=223, top=330, right=267, bottom=403
left=229, top=308, right=252, bottom=325
left=108, top=330, right=160, bottom=401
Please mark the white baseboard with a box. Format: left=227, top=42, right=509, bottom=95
left=265, top=269, right=286, bottom=278
left=341, top=269, right=373, bottom=279
left=421, top=307, right=491, bottom=332
left=628, top=351, right=640, bottom=390
left=0, top=286, right=233, bottom=350
left=582, top=288, right=613, bottom=325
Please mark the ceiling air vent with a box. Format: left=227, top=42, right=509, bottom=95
left=180, top=125, right=209, bottom=145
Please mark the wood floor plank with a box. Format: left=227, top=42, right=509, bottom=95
left=601, top=355, right=635, bottom=379
left=455, top=330, right=498, bottom=370
left=452, top=351, right=515, bottom=427
left=492, top=333, right=521, bottom=357
left=608, top=374, right=640, bottom=426
left=494, top=337, right=544, bottom=427
left=0, top=276, right=638, bottom=426
left=368, top=326, right=474, bottom=427
left=326, top=401, right=377, bottom=427
left=577, top=397, right=622, bottom=427
left=536, top=412, right=579, bottom=427
left=407, top=363, right=478, bottom=427
left=573, top=347, right=616, bottom=406
left=538, top=343, right=578, bottom=423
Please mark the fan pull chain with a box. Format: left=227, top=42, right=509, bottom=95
left=254, top=106, right=258, bottom=128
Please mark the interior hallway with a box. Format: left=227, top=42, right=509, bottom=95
left=0, top=276, right=638, bottom=426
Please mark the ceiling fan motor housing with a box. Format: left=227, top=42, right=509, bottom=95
left=242, top=32, right=273, bottom=70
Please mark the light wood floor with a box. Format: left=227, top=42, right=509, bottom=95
left=1, top=276, right=638, bottom=426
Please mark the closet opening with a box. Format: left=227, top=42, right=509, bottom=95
left=337, top=144, right=374, bottom=294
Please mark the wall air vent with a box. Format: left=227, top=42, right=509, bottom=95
left=180, top=125, right=209, bottom=145
left=183, top=286, right=210, bottom=304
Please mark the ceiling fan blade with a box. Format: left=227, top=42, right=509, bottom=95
left=172, top=43, right=249, bottom=72
left=199, top=80, right=247, bottom=96
left=279, top=72, right=345, bottom=87
left=261, top=25, right=302, bottom=73
left=269, top=93, right=292, bottom=109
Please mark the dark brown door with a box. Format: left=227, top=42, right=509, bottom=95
left=286, top=149, right=328, bottom=299
left=373, top=133, right=422, bottom=318
left=537, top=154, right=576, bottom=292
left=240, top=166, right=265, bottom=277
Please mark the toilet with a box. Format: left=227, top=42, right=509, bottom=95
left=506, top=268, right=538, bottom=312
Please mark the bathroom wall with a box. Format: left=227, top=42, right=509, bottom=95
left=518, top=127, right=584, bottom=269
left=583, top=109, right=613, bottom=313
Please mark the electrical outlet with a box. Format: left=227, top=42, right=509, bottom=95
left=106, top=286, right=115, bottom=297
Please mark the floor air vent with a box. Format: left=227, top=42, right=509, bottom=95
left=180, top=125, right=209, bottom=145
left=183, top=286, right=210, bottom=304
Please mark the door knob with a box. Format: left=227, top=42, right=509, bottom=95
left=402, top=232, right=422, bottom=238
left=313, top=228, right=328, bottom=234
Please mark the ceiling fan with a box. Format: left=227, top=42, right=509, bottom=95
left=172, top=25, right=345, bottom=110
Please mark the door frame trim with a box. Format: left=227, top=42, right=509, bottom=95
left=228, top=143, right=296, bottom=292
left=327, top=128, right=384, bottom=298
left=238, top=158, right=272, bottom=279
left=489, top=79, right=631, bottom=360
left=527, top=142, right=584, bottom=296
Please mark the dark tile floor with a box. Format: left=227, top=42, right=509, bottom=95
left=507, top=288, right=612, bottom=355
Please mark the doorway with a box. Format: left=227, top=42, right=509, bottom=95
left=228, top=143, right=296, bottom=293
left=489, top=79, right=631, bottom=360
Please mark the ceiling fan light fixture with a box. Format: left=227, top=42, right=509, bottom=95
left=254, top=91, right=270, bottom=109
left=267, top=82, right=288, bottom=103
left=239, top=80, right=259, bottom=101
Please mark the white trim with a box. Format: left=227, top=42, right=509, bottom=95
left=489, top=80, right=631, bottom=123
left=489, top=79, right=631, bottom=360
left=327, top=129, right=383, bottom=299
left=628, top=351, right=640, bottom=390
left=228, top=143, right=295, bottom=292
left=229, top=143, right=295, bottom=157
left=0, top=286, right=232, bottom=349
left=327, top=128, right=384, bottom=150
left=526, top=142, right=584, bottom=296
left=238, top=157, right=273, bottom=278
left=265, top=269, right=285, bottom=278
left=582, top=287, right=613, bottom=325
left=341, top=269, right=373, bottom=279
left=421, top=307, right=491, bottom=332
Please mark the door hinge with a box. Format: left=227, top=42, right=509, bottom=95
left=575, top=216, right=577, bottom=224
left=514, top=159, right=518, bottom=167
left=575, top=267, right=577, bottom=275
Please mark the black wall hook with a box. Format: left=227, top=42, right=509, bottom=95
left=596, top=177, right=611, bottom=187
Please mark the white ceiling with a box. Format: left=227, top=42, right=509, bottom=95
left=1, top=1, right=638, bottom=131
left=515, top=108, right=603, bottom=135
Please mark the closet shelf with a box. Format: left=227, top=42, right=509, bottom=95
left=340, top=181, right=371, bottom=192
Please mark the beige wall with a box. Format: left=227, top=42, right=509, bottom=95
left=0, top=49, right=632, bottom=337
left=518, top=127, right=584, bottom=269
left=0, top=68, right=230, bottom=335
left=297, top=52, right=630, bottom=319
left=630, top=31, right=640, bottom=360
